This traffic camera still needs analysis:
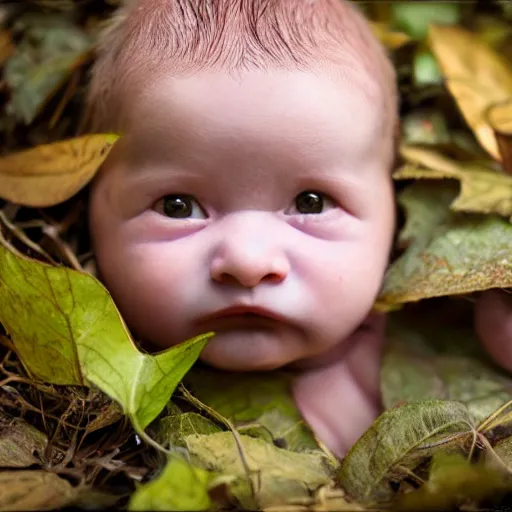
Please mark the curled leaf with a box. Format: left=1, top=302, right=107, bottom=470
left=339, top=400, right=475, bottom=503
left=0, top=134, right=118, bottom=207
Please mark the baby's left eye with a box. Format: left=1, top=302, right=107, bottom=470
left=155, top=195, right=207, bottom=219
left=287, top=191, right=336, bottom=215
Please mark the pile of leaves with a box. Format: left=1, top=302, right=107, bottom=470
left=1, top=0, right=512, bottom=510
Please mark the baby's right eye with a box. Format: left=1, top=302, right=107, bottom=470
left=155, top=195, right=207, bottom=219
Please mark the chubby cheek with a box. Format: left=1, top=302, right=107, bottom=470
left=94, top=233, right=204, bottom=348
left=298, top=234, right=390, bottom=355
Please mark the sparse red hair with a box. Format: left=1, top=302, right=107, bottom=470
left=86, top=0, right=397, bottom=140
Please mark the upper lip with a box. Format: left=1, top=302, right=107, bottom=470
left=198, top=305, right=285, bottom=324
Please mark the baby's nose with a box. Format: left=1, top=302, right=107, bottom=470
left=210, top=215, right=290, bottom=288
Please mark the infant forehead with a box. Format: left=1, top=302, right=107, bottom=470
left=87, top=0, right=396, bottom=137
left=121, top=69, right=385, bottom=158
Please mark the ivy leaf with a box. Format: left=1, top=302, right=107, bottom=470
left=377, top=181, right=512, bottom=309
left=395, top=145, right=512, bottom=220
left=129, top=457, right=212, bottom=512
left=428, top=24, right=512, bottom=160
left=0, top=243, right=212, bottom=432
left=0, top=134, right=118, bottom=207
left=339, top=400, right=475, bottom=504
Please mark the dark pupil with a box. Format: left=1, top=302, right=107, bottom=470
left=295, top=191, right=323, bottom=214
left=163, top=195, right=192, bottom=218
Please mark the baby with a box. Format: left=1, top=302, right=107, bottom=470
left=86, top=0, right=397, bottom=457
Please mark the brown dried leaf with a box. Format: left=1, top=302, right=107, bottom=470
left=428, top=25, right=512, bottom=160
left=0, top=471, right=76, bottom=511
left=0, top=31, right=13, bottom=66
left=0, top=134, right=118, bottom=207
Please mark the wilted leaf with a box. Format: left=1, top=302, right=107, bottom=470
left=0, top=413, right=47, bottom=468
left=0, top=243, right=212, bottom=431
left=186, top=432, right=334, bottom=509
left=394, top=453, right=510, bottom=511
left=339, top=400, right=475, bottom=504
left=0, top=31, right=14, bottom=65
left=428, top=25, right=512, bottom=159
left=184, top=367, right=318, bottom=452
left=4, top=14, right=92, bottom=124
left=382, top=312, right=512, bottom=422
left=129, top=456, right=212, bottom=511
left=0, top=134, right=118, bottom=207
left=395, top=145, right=512, bottom=219
left=85, top=400, right=124, bottom=434
left=392, top=3, right=460, bottom=40
left=377, top=181, right=512, bottom=308
left=0, top=471, right=77, bottom=511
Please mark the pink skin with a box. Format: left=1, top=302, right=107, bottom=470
left=89, top=69, right=395, bottom=456
left=475, top=290, right=512, bottom=372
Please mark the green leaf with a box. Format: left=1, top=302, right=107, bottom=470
left=377, top=181, right=512, bottom=309
left=395, top=453, right=509, bottom=511
left=391, top=3, right=460, bottom=40
left=382, top=311, right=512, bottom=422
left=0, top=243, right=212, bottom=431
left=185, top=432, right=335, bottom=509
left=184, top=367, right=318, bottom=451
left=414, top=51, right=442, bottom=86
left=129, top=457, right=212, bottom=512
left=4, top=13, right=92, bottom=124
left=339, top=400, right=475, bottom=503
left=153, top=412, right=221, bottom=448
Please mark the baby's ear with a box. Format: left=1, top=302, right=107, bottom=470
left=475, top=289, right=512, bottom=373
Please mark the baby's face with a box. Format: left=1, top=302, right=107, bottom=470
left=89, top=69, right=395, bottom=371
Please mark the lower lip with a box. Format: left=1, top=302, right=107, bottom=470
left=199, top=314, right=281, bottom=330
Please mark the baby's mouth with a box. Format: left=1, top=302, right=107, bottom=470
left=197, top=306, right=285, bottom=329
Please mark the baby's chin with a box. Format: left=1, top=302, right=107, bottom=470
left=196, top=328, right=308, bottom=372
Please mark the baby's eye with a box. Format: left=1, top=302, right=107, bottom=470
left=289, top=191, right=336, bottom=215
left=156, top=195, right=207, bottom=219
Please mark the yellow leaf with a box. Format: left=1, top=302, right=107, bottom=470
left=395, top=144, right=512, bottom=220
left=0, top=31, right=13, bottom=66
left=428, top=25, right=512, bottom=160
left=488, top=102, right=512, bottom=175
left=0, top=134, right=119, bottom=207
left=370, top=22, right=411, bottom=50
